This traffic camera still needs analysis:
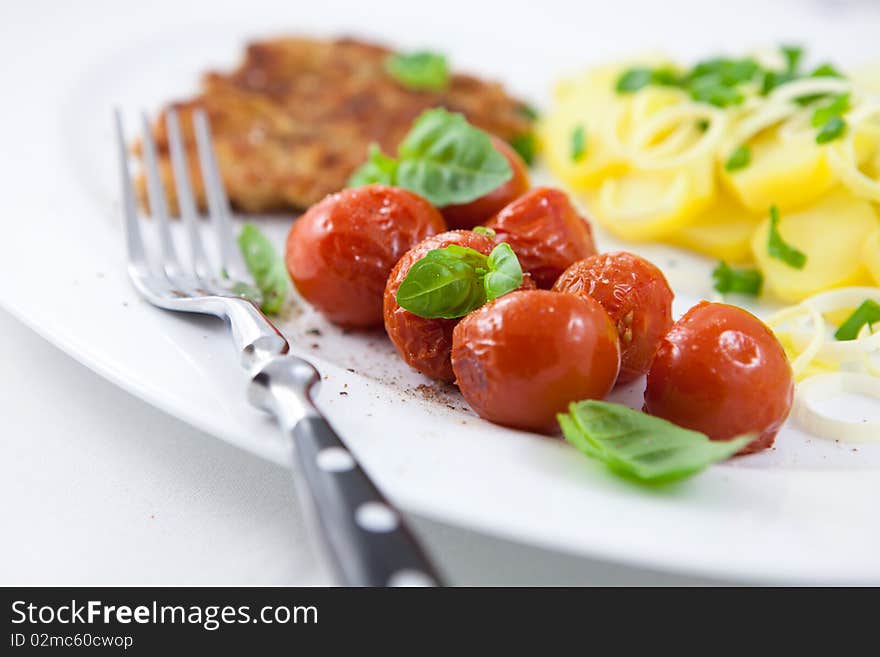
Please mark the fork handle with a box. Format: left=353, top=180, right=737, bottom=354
left=290, top=415, right=444, bottom=587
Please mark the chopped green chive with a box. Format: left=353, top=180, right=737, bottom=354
left=834, top=300, right=880, bottom=340
left=725, top=145, right=751, bottom=171
left=810, top=63, right=844, bottom=79
left=781, top=45, right=803, bottom=73
left=812, top=93, right=850, bottom=128
left=570, top=124, right=586, bottom=162
left=816, top=115, right=847, bottom=144
left=767, top=206, right=807, bottom=269
left=616, top=68, right=654, bottom=93
left=712, top=261, right=763, bottom=296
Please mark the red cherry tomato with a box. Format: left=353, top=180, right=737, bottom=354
left=440, top=138, right=530, bottom=230
left=452, top=290, right=620, bottom=433
left=553, top=252, right=674, bottom=384
left=384, top=230, right=496, bottom=382
left=486, top=187, right=597, bottom=288
left=644, top=301, right=794, bottom=454
left=286, top=185, right=446, bottom=328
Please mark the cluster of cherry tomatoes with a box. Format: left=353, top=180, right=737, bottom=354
left=285, top=141, right=794, bottom=454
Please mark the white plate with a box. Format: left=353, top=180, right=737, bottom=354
left=2, top=0, right=880, bottom=584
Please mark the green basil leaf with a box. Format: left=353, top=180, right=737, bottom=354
left=237, top=223, right=288, bottom=315
left=724, top=144, right=751, bottom=171
left=616, top=68, right=654, bottom=93
left=816, top=115, right=847, bottom=144
left=570, top=124, right=586, bottom=162
left=395, top=247, right=488, bottom=319
left=472, top=226, right=496, bottom=238
left=347, top=143, right=399, bottom=187
left=768, top=206, right=807, bottom=269
left=834, top=299, right=880, bottom=340
left=385, top=51, right=449, bottom=91
left=712, top=261, right=763, bottom=296
left=484, top=243, right=523, bottom=301
left=395, top=108, right=513, bottom=207
left=509, top=133, right=536, bottom=166
left=559, top=400, right=754, bottom=482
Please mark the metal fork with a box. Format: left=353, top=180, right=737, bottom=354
left=115, top=108, right=443, bottom=587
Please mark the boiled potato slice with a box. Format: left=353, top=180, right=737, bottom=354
left=667, top=192, right=762, bottom=262
left=722, top=129, right=836, bottom=214
left=863, top=228, right=880, bottom=285
left=592, top=158, right=715, bottom=241
left=752, top=188, right=878, bottom=302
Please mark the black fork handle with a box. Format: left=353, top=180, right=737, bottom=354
left=291, top=415, right=443, bottom=587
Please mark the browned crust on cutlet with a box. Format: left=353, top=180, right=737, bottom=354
left=137, top=36, right=534, bottom=214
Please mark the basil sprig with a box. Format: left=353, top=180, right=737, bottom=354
left=395, top=243, right=523, bottom=319
left=558, top=401, right=754, bottom=483
left=834, top=299, right=880, bottom=340
left=385, top=51, right=449, bottom=91
left=237, top=223, right=288, bottom=315
left=767, top=205, right=807, bottom=269
left=348, top=108, right=513, bottom=207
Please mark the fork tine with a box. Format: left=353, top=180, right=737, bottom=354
left=166, top=109, right=211, bottom=282
left=140, top=111, right=182, bottom=281
left=193, top=109, right=247, bottom=281
left=114, top=109, right=148, bottom=270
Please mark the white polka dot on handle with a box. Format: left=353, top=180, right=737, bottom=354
left=355, top=502, right=398, bottom=532
left=316, top=446, right=355, bottom=472
left=388, top=570, right=437, bottom=587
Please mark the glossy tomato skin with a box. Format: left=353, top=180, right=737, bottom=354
left=384, top=230, right=496, bottom=382
left=440, top=138, right=530, bottom=230
left=553, top=252, right=674, bottom=384
left=452, top=290, right=620, bottom=434
left=644, top=301, right=794, bottom=454
left=486, top=187, right=597, bottom=289
left=384, top=231, right=536, bottom=382
left=286, top=185, right=446, bottom=328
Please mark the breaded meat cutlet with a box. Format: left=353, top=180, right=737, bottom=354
left=139, top=37, right=534, bottom=214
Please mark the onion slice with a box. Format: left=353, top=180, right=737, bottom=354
left=794, top=373, right=880, bottom=443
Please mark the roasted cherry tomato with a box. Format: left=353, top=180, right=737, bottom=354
left=286, top=185, right=446, bottom=328
left=486, top=187, right=597, bottom=288
left=644, top=301, right=794, bottom=454
left=440, top=138, right=530, bottom=230
left=385, top=230, right=536, bottom=382
left=452, top=290, right=620, bottom=433
left=553, top=252, right=674, bottom=384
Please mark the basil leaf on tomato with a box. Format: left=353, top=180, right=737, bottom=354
left=395, top=241, right=523, bottom=319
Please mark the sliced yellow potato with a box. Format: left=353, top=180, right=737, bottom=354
left=666, top=192, right=762, bottom=262
left=722, top=129, right=836, bottom=214
left=592, top=158, right=715, bottom=241
left=751, top=188, right=878, bottom=302
left=863, top=228, right=880, bottom=285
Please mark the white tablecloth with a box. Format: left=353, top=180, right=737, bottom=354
left=0, top=308, right=715, bottom=585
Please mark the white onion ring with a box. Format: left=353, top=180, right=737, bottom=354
left=826, top=103, right=880, bottom=202
left=766, top=302, right=825, bottom=377
left=794, top=373, right=880, bottom=442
